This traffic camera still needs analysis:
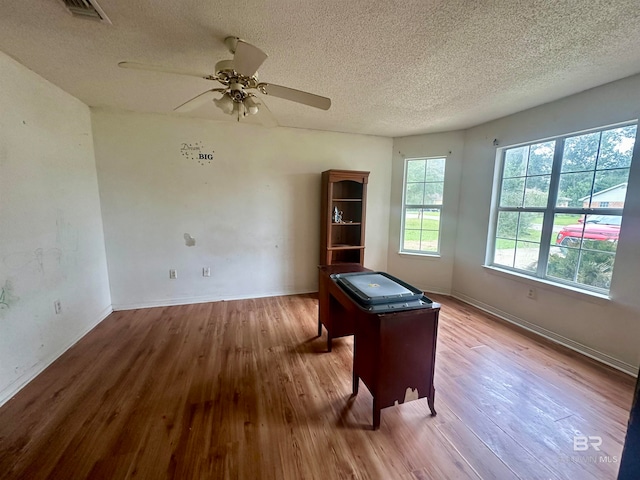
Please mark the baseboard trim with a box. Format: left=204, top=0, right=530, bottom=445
left=112, top=288, right=317, bottom=311
left=416, top=285, right=452, bottom=296
left=451, top=290, right=638, bottom=378
left=0, top=304, right=113, bottom=408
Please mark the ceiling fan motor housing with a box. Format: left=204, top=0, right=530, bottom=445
left=229, top=82, right=246, bottom=102
left=215, top=59, right=259, bottom=104
left=214, top=59, right=234, bottom=80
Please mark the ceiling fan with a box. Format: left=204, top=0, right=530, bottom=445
left=119, top=36, right=331, bottom=126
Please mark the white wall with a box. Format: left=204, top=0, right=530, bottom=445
left=387, top=132, right=465, bottom=294
left=452, top=74, right=640, bottom=373
left=0, top=52, right=112, bottom=405
left=91, top=110, right=393, bottom=309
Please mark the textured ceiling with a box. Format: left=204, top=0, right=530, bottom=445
left=1, top=0, right=640, bottom=137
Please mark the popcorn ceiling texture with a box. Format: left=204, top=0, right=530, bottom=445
left=1, top=0, right=639, bottom=137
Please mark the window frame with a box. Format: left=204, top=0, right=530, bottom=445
left=487, top=121, right=636, bottom=294
left=400, top=156, right=446, bottom=256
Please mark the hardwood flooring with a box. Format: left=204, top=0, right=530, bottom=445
left=0, top=294, right=635, bottom=479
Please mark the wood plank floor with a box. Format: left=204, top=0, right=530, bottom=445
left=0, top=294, right=635, bottom=479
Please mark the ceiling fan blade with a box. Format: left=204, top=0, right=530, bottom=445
left=233, top=40, right=268, bottom=77
left=254, top=97, right=278, bottom=128
left=258, top=83, right=331, bottom=110
left=118, top=61, right=214, bottom=80
left=174, top=89, right=226, bottom=112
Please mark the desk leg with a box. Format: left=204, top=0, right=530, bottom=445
left=317, top=318, right=322, bottom=337
left=372, top=399, right=381, bottom=430
left=352, top=372, right=359, bottom=395
left=427, top=387, right=437, bottom=416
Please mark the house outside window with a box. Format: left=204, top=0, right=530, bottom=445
left=489, top=123, right=637, bottom=293
left=401, top=157, right=446, bottom=255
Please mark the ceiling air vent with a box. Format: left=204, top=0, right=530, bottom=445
left=60, top=0, right=112, bottom=24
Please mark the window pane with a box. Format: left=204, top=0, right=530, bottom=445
left=553, top=213, right=585, bottom=248
left=405, top=183, right=424, bottom=205
left=561, top=132, right=600, bottom=173
left=582, top=216, right=621, bottom=246
left=403, top=230, right=421, bottom=251
left=421, top=228, right=439, bottom=252
left=500, top=178, right=525, bottom=207
left=422, top=209, right=440, bottom=232
left=504, top=146, right=528, bottom=178
left=577, top=248, right=616, bottom=289
left=496, top=211, right=542, bottom=242
left=551, top=214, right=583, bottom=242
left=557, top=171, right=594, bottom=208
left=583, top=236, right=618, bottom=253
left=547, top=213, right=619, bottom=289
left=519, top=212, right=542, bottom=243
left=547, top=248, right=579, bottom=283
left=591, top=169, right=629, bottom=208
left=426, top=158, right=446, bottom=182
left=515, top=241, right=539, bottom=272
left=494, top=239, right=515, bottom=267
left=424, top=182, right=444, bottom=205
left=598, top=125, right=637, bottom=170
left=407, top=160, right=426, bottom=182
left=547, top=213, right=582, bottom=282
left=524, top=175, right=550, bottom=207
left=496, top=211, right=518, bottom=239
left=404, top=208, right=422, bottom=230
left=527, top=141, right=555, bottom=175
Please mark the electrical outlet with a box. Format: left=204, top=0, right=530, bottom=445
left=527, top=288, right=537, bottom=300
left=169, top=269, right=177, bottom=279
left=54, top=300, right=62, bottom=314
left=203, top=267, right=211, bottom=277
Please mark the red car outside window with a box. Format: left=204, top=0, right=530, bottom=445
left=556, top=215, right=621, bottom=246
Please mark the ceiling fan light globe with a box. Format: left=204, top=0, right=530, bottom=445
left=214, top=94, right=234, bottom=114
left=244, top=96, right=259, bottom=115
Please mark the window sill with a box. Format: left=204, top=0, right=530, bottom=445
left=482, top=265, right=611, bottom=305
left=398, top=251, right=441, bottom=259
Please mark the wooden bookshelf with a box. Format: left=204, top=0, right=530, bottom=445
left=320, top=169, right=369, bottom=265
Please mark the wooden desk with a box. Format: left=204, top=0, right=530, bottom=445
left=318, top=264, right=440, bottom=429
left=317, top=263, right=369, bottom=351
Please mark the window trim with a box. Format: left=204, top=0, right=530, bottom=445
left=482, top=264, right=611, bottom=305
left=400, top=156, right=446, bottom=255
left=487, top=121, right=636, bottom=295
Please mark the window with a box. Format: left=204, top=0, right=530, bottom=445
left=401, top=157, right=446, bottom=254
left=490, top=123, right=637, bottom=293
